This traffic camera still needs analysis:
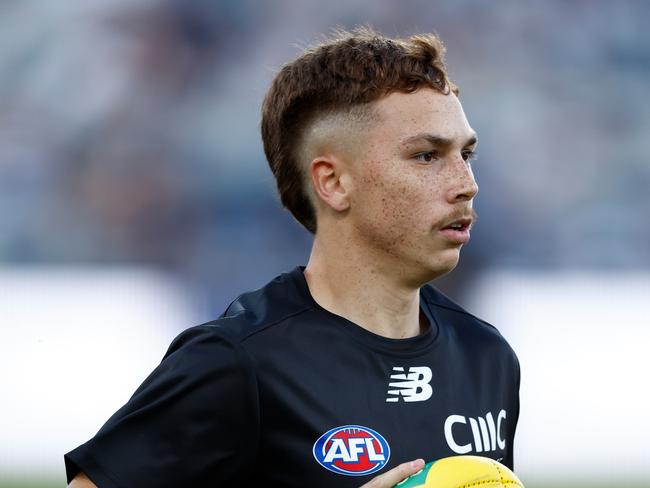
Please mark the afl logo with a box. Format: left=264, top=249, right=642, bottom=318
left=312, top=425, right=390, bottom=476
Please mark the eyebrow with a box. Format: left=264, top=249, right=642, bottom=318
left=401, top=132, right=478, bottom=148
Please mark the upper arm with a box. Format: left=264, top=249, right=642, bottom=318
left=64, top=326, right=260, bottom=486
left=68, top=472, right=97, bottom=488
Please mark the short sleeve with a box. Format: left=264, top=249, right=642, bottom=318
left=64, top=325, right=260, bottom=487
left=507, top=350, right=521, bottom=470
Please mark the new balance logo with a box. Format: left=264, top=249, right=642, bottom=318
left=385, top=366, right=433, bottom=403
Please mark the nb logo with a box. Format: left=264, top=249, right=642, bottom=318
left=444, top=410, right=507, bottom=454
left=385, top=366, right=433, bottom=403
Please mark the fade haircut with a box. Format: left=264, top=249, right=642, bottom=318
left=261, top=27, right=459, bottom=234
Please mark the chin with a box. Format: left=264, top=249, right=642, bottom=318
left=423, top=251, right=461, bottom=281
left=397, top=247, right=462, bottom=287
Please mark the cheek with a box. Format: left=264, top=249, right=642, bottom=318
left=357, top=163, right=434, bottom=230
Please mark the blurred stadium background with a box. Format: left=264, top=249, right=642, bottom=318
left=1, top=1, right=648, bottom=487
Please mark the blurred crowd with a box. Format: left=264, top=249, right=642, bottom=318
left=1, top=0, right=648, bottom=312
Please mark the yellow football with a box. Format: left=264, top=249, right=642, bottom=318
left=394, top=455, right=525, bottom=488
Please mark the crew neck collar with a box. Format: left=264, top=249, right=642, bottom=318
left=288, top=266, right=440, bottom=356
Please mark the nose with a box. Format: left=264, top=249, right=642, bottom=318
left=446, top=158, right=478, bottom=203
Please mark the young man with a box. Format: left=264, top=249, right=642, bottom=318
left=66, top=28, right=520, bottom=488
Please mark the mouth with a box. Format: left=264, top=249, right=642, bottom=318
left=439, top=217, right=473, bottom=244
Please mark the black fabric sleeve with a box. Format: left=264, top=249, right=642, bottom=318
left=64, top=325, right=260, bottom=487
left=500, top=348, right=520, bottom=471
left=509, top=351, right=521, bottom=471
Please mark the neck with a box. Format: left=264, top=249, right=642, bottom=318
left=304, top=228, right=427, bottom=339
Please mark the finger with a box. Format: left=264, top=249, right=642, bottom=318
left=360, top=459, right=425, bottom=488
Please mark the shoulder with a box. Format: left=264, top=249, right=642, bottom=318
left=422, top=284, right=518, bottom=362
left=174, top=267, right=313, bottom=349
left=421, top=284, right=491, bottom=329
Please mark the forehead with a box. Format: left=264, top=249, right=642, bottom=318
left=370, top=88, right=475, bottom=144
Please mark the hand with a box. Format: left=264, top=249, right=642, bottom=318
left=359, top=459, right=425, bottom=488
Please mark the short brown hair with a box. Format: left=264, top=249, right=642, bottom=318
left=261, top=27, right=459, bottom=234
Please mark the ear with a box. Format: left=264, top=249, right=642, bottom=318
left=309, top=155, right=352, bottom=212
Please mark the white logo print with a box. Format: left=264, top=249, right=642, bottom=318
left=444, top=410, right=507, bottom=454
left=385, top=366, right=433, bottom=403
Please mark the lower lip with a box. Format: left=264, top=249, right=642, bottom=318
left=439, top=228, right=471, bottom=244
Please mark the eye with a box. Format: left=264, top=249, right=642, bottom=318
left=414, top=150, right=439, bottom=163
left=461, top=150, right=478, bottom=163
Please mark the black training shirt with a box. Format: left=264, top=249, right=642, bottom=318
left=65, top=266, right=520, bottom=487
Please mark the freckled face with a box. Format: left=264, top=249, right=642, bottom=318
left=347, top=88, right=479, bottom=282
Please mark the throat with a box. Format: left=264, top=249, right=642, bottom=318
left=303, top=258, right=425, bottom=340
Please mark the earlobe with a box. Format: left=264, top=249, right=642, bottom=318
left=310, top=156, right=351, bottom=212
